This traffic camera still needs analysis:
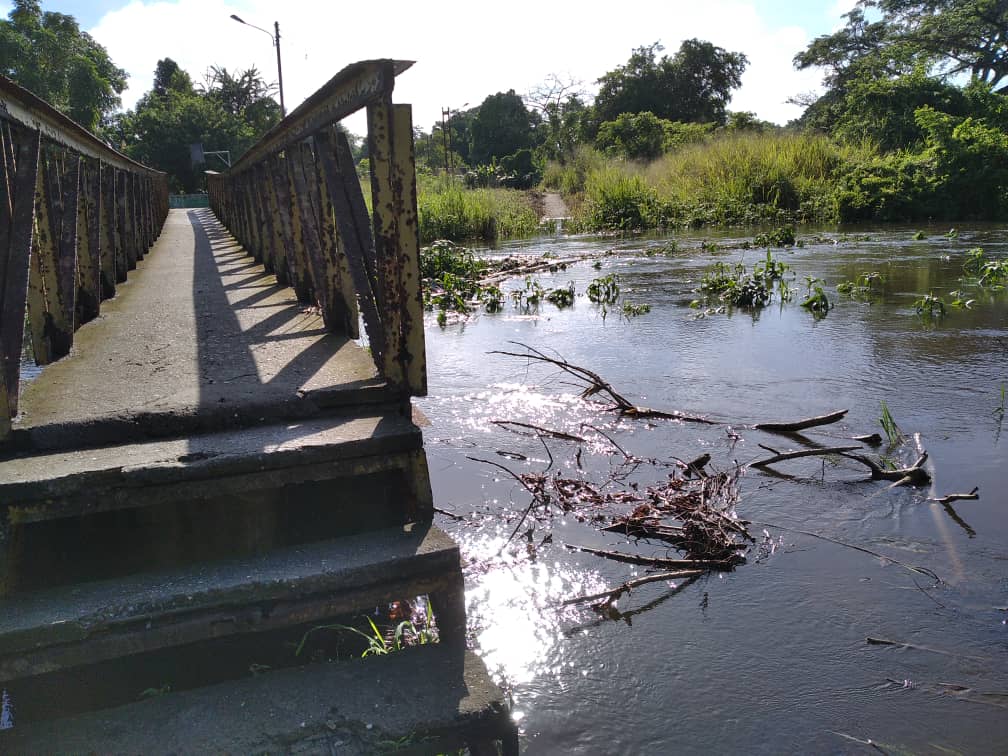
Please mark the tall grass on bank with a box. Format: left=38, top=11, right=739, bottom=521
left=416, top=182, right=539, bottom=244
left=553, top=134, right=880, bottom=232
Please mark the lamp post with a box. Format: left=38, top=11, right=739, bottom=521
left=230, top=14, right=286, bottom=117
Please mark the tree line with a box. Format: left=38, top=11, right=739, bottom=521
left=3, top=0, right=1007, bottom=220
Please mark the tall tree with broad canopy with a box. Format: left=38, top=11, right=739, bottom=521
left=794, top=1, right=1008, bottom=146
left=0, top=0, right=127, bottom=130
left=796, top=1, right=1008, bottom=90
left=468, top=90, right=535, bottom=165
left=594, top=40, right=748, bottom=126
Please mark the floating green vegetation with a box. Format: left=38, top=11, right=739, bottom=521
left=621, top=302, right=651, bottom=318
left=696, top=250, right=792, bottom=311
left=801, top=278, right=830, bottom=317
left=947, top=289, right=975, bottom=309
left=836, top=271, right=886, bottom=299
left=753, top=225, right=796, bottom=248
left=546, top=283, right=576, bottom=308
left=420, top=240, right=488, bottom=321
left=913, top=230, right=927, bottom=240
left=968, top=251, right=1008, bottom=288
left=913, top=291, right=946, bottom=318
left=587, top=274, right=621, bottom=305
left=511, top=276, right=546, bottom=311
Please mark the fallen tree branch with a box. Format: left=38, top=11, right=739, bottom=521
left=491, top=420, right=586, bottom=443
left=866, top=636, right=984, bottom=660
left=562, top=569, right=705, bottom=607
left=927, top=487, right=979, bottom=504
left=750, top=520, right=942, bottom=584
left=749, top=445, right=861, bottom=468
left=565, top=543, right=740, bottom=570
left=492, top=342, right=717, bottom=423
left=754, top=409, right=848, bottom=433
left=480, top=256, right=582, bottom=285
left=839, top=451, right=930, bottom=485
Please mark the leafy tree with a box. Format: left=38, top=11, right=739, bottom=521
left=120, top=59, right=281, bottom=192
left=468, top=90, right=534, bottom=165
left=795, top=2, right=1008, bottom=150
left=0, top=0, right=127, bottom=130
left=596, top=112, right=669, bottom=160
left=873, top=0, right=1008, bottom=89
left=594, top=40, right=748, bottom=126
left=153, top=57, right=193, bottom=98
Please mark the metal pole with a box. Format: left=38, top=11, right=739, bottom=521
left=441, top=107, right=450, bottom=178
left=274, top=21, right=286, bottom=117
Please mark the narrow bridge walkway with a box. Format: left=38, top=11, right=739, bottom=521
left=14, top=208, right=383, bottom=450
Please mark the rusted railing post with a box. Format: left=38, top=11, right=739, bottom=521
left=204, top=59, right=425, bottom=396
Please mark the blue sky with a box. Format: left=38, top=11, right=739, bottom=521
left=2, top=0, right=855, bottom=132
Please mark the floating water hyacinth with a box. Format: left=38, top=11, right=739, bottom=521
left=1, top=688, right=13, bottom=730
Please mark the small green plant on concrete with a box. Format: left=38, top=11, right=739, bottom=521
left=913, top=291, right=946, bottom=318
left=995, top=384, right=1005, bottom=418
left=587, top=274, right=620, bottom=304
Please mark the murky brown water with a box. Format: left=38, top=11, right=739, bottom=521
left=419, top=224, right=1008, bottom=754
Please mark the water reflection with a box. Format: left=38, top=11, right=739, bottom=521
left=459, top=531, right=605, bottom=688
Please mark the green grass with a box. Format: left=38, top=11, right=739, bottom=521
left=548, top=133, right=879, bottom=233
left=416, top=183, right=539, bottom=244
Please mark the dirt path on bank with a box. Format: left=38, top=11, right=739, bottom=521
left=541, top=192, right=571, bottom=219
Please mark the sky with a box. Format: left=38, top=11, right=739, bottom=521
left=3, top=0, right=857, bottom=135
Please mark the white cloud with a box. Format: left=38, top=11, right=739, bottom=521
left=90, top=0, right=829, bottom=133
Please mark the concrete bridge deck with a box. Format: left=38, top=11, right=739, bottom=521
left=12, top=208, right=388, bottom=452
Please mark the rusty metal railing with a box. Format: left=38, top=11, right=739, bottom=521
left=206, top=59, right=425, bottom=396
left=0, top=75, right=169, bottom=442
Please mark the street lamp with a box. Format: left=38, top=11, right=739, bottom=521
left=230, top=14, right=286, bottom=117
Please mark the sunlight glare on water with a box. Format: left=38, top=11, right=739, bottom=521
left=456, top=532, right=606, bottom=688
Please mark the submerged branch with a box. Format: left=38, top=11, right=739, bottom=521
left=928, top=487, right=979, bottom=504
left=562, top=569, right=705, bottom=608
left=749, top=445, right=861, bottom=468
left=754, top=409, right=848, bottom=433
left=565, top=543, right=740, bottom=570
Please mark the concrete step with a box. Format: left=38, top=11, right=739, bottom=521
left=0, top=410, right=426, bottom=526
left=0, top=523, right=465, bottom=684
left=1, top=410, right=435, bottom=594
left=1, top=645, right=518, bottom=754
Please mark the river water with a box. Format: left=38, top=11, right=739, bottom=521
left=417, top=224, right=1008, bottom=754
